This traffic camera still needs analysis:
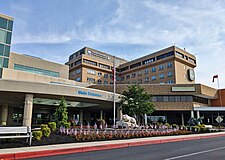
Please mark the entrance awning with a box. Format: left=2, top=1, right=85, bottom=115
left=194, top=107, right=225, bottom=111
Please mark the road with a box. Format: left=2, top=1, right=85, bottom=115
left=28, top=136, right=225, bottom=160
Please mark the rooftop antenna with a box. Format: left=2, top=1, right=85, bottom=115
left=184, top=48, right=186, bottom=51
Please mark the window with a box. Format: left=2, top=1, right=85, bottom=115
left=104, top=73, right=108, bottom=78
left=168, top=71, right=173, bottom=77
left=0, top=17, right=7, bottom=29
left=159, top=65, right=164, bottom=70
left=151, top=76, right=156, bottom=81
left=0, top=30, right=6, bottom=44
left=83, top=59, right=97, bottom=66
left=188, top=57, right=196, bottom=64
left=3, top=58, right=8, bottom=68
left=156, top=51, right=174, bottom=60
left=0, top=57, right=2, bottom=67
left=152, top=67, right=156, bottom=72
left=76, top=68, right=81, bottom=74
left=145, top=77, right=149, bottom=82
left=87, top=69, right=95, bottom=75
left=167, top=62, right=172, bottom=68
left=104, top=80, right=108, bottom=84
left=75, top=59, right=81, bottom=65
left=87, top=77, right=95, bottom=82
left=175, top=96, right=181, bottom=102
left=97, top=79, right=102, bottom=84
left=98, top=72, right=102, bottom=76
left=6, top=32, right=12, bottom=44
left=70, top=63, right=74, bottom=67
left=176, top=51, right=184, bottom=58
left=138, top=71, right=142, bottom=76
left=0, top=44, right=3, bottom=56
left=130, top=62, right=141, bottom=69
left=76, top=77, right=81, bottom=82
left=144, top=69, right=149, bottom=74
left=110, top=75, right=113, bottom=79
left=142, top=58, right=155, bottom=65
left=132, top=80, right=136, bottom=84
left=167, top=80, right=174, bottom=84
left=126, top=75, right=130, bottom=79
left=99, top=63, right=110, bottom=69
left=138, top=79, right=142, bottom=83
left=14, top=64, right=59, bottom=77
left=121, top=76, right=124, bottom=81
left=163, top=96, right=169, bottom=102
left=159, top=73, right=164, bottom=79
left=132, top=73, right=136, bottom=78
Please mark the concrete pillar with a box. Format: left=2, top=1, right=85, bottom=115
left=79, top=109, right=83, bottom=125
left=22, top=94, right=33, bottom=127
left=117, top=107, right=123, bottom=121
left=197, top=111, right=200, bottom=119
left=7, top=106, right=14, bottom=125
left=191, top=110, right=194, bottom=118
left=181, top=113, right=184, bottom=125
left=1, top=104, right=8, bottom=126
left=100, top=110, right=103, bottom=119
left=144, top=114, right=147, bottom=125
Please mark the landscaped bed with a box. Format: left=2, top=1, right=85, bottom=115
left=0, top=126, right=215, bottom=149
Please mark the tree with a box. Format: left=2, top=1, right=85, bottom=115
left=54, top=97, right=68, bottom=127
left=119, top=85, right=155, bottom=125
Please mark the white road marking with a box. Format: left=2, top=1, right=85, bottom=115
left=164, top=146, right=225, bottom=160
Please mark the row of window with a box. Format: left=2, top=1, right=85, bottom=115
left=69, top=49, right=85, bottom=61
left=120, top=51, right=174, bottom=71
left=123, top=71, right=173, bottom=80
left=175, top=51, right=196, bottom=64
left=151, top=95, right=208, bottom=104
left=128, top=80, right=174, bottom=84
left=86, top=69, right=114, bottom=79
left=14, top=64, right=59, bottom=77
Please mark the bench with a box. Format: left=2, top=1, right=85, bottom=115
left=0, top=126, right=32, bottom=145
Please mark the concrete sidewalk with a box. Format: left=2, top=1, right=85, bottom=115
left=1, top=132, right=225, bottom=160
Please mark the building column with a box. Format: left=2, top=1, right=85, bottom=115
left=7, top=106, right=14, bottom=125
left=22, top=94, right=33, bottom=127
left=100, top=110, right=103, bottom=119
left=117, top=107, right=123, bottom=121
left=197, top=111, right=200, bottom=119
left=144, top=114, right=148, bottom=125
left=191, top=110, right=194, bottom=118
left=1, top=104, right=8, bottom=126
left=181, top=113, right=184, bottom=125
left=79, top=109, right=83, bottom=125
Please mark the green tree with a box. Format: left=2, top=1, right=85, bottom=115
left=54, top=97, right=68, bottom=127
left=119, top=85, right=155, bottom=125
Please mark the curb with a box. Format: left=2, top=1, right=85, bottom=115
left=1, top=133, right=225, bottom=160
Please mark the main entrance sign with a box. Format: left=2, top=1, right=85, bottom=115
left=78, top=90, right=102, bottom=97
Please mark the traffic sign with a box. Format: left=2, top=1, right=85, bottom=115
left=216, top=116, right=223, bottom=123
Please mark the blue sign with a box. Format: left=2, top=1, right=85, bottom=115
left=78, top=90, right=102, bottom=97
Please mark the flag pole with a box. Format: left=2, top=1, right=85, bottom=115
left=113, top=56, right=116, bottom=127
left=217, top=77, right=222, bottom=107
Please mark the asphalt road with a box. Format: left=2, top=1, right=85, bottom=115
left=28, top=136, right=225, bottom=160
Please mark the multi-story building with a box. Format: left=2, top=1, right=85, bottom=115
left=119, top=46, right=196, bottom=84
left=67, top=46, right=196, bottom=85
left=0, top=14, right=13, bottom=78
left=0, top=13, right=225, bottom=127
left=66, top=47, right=127, bottom=84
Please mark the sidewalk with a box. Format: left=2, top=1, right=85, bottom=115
left=1, top=132, right=225, bottom=160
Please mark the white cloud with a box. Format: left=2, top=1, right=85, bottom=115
left=10, top=0, right=225, bottom=88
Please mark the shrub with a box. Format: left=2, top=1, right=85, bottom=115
left=40, top=124, right=51, bottom=137
left=48, top=122, right=56, bottom=131
left=33, top=131, right=42, bottom=141
left=40, top=124, right=48, bottom=130
left=42, top=127, right=51, bottom=137
left=64, top=122, right=71, bottom=129
left=172, top=124, right=178, bottom=129
left=192, top=126, right=200, bottom=132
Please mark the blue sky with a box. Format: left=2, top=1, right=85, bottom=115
left=1, top=0, right=225, bottom=88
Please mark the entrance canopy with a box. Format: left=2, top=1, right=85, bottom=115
left=194, top=107, right=225, bottom=111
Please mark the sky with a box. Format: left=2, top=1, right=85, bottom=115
left=1, top=0, right=225, bottom=88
